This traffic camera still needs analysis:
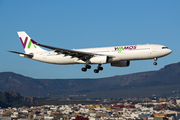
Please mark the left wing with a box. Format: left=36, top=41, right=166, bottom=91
left=31, top=39, right=106, bottom=61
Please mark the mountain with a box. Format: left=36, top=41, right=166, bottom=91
left=0, top=91, right=38, bottom=108
left=1, top=62, right=180, bottom=98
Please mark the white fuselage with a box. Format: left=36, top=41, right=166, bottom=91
left=28, top=44, right=172, bottom=65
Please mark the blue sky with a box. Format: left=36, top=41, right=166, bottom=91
left=0, top=0, right=180, bottom=79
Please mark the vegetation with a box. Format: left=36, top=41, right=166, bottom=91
left=0, top=91, right=38, bottom=108
left=37, top=100, right=101, bottom=105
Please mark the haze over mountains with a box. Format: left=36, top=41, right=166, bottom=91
left=1, top=62, right=180, bottom=99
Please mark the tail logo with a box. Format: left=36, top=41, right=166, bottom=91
left=20, top=37, right=37, bottom=49
left=20, top=37, right=28, bottom=48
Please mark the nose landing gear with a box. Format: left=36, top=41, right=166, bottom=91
left=153, top=58, right=158, bottom=65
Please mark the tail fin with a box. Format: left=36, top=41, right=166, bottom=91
left=17, top=31, right=46, bottom=53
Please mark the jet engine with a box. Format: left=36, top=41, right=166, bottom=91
left=111, top=61, right=130, bottom=67
left=90, top=56, right=110, bottom=64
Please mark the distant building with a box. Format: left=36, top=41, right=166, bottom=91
left=159, top=98, right=167, bottom=102
left=0, top=117, right=11, bottom=120
left=161, top=104, right=167, bottom=109
left=96, top=113, right=108, bottom=118
left=169, top=100, right=175, bottom=104
left=73, top=116, right=88, bottom=120
left=176, top=99, right=180, bottom=104
left=153, top=113, right=166, bottom=117
left=152, top=100, right=157, bottom=103
left=154, top=104, right=163, bottom=110
left=154, top=117, right=168, bottom=120
left=143, top=98, right=151, bottom=102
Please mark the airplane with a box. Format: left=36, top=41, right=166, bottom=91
left=8, top=31, right=172, bottom=73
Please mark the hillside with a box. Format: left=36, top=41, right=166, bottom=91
left=1, top=62, right=180, bottom=98
left=0, top=91, right=38, bottom=108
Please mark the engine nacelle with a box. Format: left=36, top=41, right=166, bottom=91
left=90, top=56, right=109, bottom=64
left=111, top=61, right=130, bottom=67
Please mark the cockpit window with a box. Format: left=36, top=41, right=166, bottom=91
left=162, top=47, right=168, bottom=49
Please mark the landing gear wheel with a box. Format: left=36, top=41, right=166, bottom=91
left=94, top=69, right=99, bottom=73
left=81, top=67, right=87, bottom=72
left=82, top=64, right=91, bottom=72
left=153, top=58, right=158, bottom=66
left=86, top=65, right=91, bottom=69
left=98, top=67, right=103, bottom=71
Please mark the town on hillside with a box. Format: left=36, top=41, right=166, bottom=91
left=1, top=97, right=180, bottom=120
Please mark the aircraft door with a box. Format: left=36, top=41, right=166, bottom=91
left=153, top=46, right=157, bottom=52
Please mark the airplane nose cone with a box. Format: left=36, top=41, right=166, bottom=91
left=167, top=49, right=172, bottom=55
left=169, top=49, right=172, bottom=54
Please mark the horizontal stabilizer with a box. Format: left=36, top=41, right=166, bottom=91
left=8, top=51, right=34, bottom=58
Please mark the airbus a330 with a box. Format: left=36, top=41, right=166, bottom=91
left=9, top=31, right=172, bottom=73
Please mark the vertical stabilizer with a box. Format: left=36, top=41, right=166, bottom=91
left=17, top=31, right=46, bottom=53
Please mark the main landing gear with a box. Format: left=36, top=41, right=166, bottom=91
left=153, top=58, right=158, bottom=65
left=81, top=65, right=91, bottom=72
left=94, top=64, right=103, bottom=73
left=81, top=64, right=103, bottom=73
